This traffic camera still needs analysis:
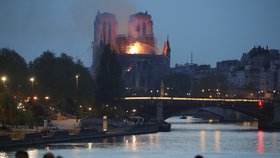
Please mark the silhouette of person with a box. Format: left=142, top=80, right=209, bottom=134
left=43, top=152, right=55, bottom=158
left=15, top=150, right=28, bottom=158
left=194, top=155, right=203, bottom=158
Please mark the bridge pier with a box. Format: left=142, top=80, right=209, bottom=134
left=156, top=102, right=163, bottom=122
left=273, top=102, right=280, bottom=123
left=156, top=102, right=171, bottom=132
left=258, top=102, right=280, bottom=131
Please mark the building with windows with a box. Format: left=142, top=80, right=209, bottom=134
left=92, top=11, right=170, bottom=95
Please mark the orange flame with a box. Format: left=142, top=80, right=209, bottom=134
left=127, top=41, right=160, bottom=55
left=128, top=42, right=143, bottom=54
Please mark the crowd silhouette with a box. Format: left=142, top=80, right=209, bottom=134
left=15, top=150, right=63, bottom=158
left=16, top=150, right=203, bottom=158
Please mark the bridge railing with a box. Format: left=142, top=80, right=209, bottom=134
left=122, top=96, right=266, bottom=103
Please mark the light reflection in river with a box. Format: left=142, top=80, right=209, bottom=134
left=200, top=130, right=206, bottom=152
left=0, top=153, right=7, bottom=158
left=87, top=142, right=93, bottom=150
left=148, top=133, right=160, bottom=151
left=27, top=149, right=39, bottom=158
left=214, top=131, right=221, bottom=152
left=272, top=132, right=278, bottom=151
left=1, top=118, right=280, bottom=158
left=257, top=131, right=264, bottom=154
left=124, top=135, right=138, bottom=151
left=131, top=135, right=137, bottom=151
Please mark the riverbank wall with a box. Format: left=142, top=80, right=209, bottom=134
left=0, top=124, right=165, bottom=150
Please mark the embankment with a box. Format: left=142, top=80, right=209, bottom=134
left=0, top=123, right=169, bottom=150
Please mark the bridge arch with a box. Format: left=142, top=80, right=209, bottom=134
left=119, top=97, right=273, bottom=122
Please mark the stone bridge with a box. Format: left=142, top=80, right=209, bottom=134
left=117, top=97, right=280, bottom=130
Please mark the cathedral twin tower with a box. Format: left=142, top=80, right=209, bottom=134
left=92, top=11, right=170, bottom=93
left=93, top=11, right=155, bottom=53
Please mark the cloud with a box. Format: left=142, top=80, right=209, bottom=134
left=70, top=0, right=136, bottom=34
left=0, top=0, right=136, bottom=66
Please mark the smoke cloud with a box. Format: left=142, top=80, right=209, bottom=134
left=71, top=0, right=136, bottom=35
left=0, top=0, right=136, bottom=66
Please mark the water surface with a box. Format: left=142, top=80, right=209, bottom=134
left=1, top=117, right=280, bottom=158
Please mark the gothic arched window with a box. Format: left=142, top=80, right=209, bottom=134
left=103, top=22, right=107, bottom=39
left=136, top=23, right=140, bottom=33
left=142, top=23, right=146, bottom=35
left=108, top=22, right=112, bottom=40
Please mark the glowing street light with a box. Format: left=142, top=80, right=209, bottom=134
left=30, top=77, right=35, bottom=94
left=1, top=76, right=7, bottom=87
left=75, top=74, right=80, bottom=122
left=75, top=74, right=79, bottom=93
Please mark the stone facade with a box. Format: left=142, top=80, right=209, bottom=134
left=92, top=11, right=170, bottom=95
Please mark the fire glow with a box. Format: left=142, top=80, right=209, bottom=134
left=128, top=42, right=143, bottom=54
left=127, top=41, right=161, bottom=55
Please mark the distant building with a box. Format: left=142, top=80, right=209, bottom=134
left=216, top=60, right=240, bottom=72
left=221, top=46, right=280, bottom=98
left=171, top=63, right=213, bottom=79
left=92, top=11, right=170, bottom=95
left=228, top=70, right=245, bottom=88
left=260, top=59, right=280, bottom=97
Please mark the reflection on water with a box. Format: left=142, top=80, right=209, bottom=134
left=0, top=153, right=7, bottom=158
left=131, top=135, right=137, bottom=151
left=214, top=131, right=221, bottom=152
left=88, top=142, right=93, bottom=150
left=195, top=125, right=221, bottom=153
left=200, top=131, right=206, bottom=152
left=257, top=131, right=264, bottom=154
left=27, top=149, right=39, bottom=158
left=272, top=132, right=278, bottom=151
left=124, top=135, right=138, bottom=151
left=1, top=117, right=280, bottom=158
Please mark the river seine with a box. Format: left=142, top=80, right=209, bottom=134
left=1, top=117, right=280, bottom=158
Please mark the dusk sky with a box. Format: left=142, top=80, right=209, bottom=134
left=0, top=0, right=280, bottom=67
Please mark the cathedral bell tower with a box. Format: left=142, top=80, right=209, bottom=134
left=92, top=11, right=117, bottom=76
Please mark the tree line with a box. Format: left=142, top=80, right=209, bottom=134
left=0, top=48, right=96, bottom=129
left=0, top=45, right=229, bottom=129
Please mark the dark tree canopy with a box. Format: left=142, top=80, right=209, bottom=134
left=30, top=51, right=95, bottom=114
left=0, top=48, right=96, bottom=126
left=95, top=44, right=123, bottom=105
left=160, top=73, right=191, bottom=96
left=0, top=48, right=29, bottom=94
left=0, top=48, right=38, bottom=127
left=192, top=73, right=229, bottom=97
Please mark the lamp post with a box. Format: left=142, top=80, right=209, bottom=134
left=75, top=74, right=79, bottom=122
left=30, top=77, right=35, bottom=95
left=1, top=76, right=7, bottom=88
left=75, top=75, right=79, bottom=94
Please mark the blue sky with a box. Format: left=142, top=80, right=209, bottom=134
left=0, top=0, right=279, bottom=67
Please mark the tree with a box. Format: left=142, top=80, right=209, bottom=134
left=95, top=44, right=123, bottom=104
left=192, top=73, right=229, bottom=97
left=30, top=51, right=95, bottom=115
left=0, top=48, right=29, bottom=96
left=159, top=73, right=191, bottom=96
left=0, top=92, right=17, bottom=128
left=94, top=44, right=124, bottom=118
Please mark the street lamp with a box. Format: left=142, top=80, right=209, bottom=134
left=75, top=74, right=80, bottom=122
left=75, top=74, right=79, bottom=93
left=30, top=77, right=35, bottom=94
left=1, top=76, right=7, bottom=88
